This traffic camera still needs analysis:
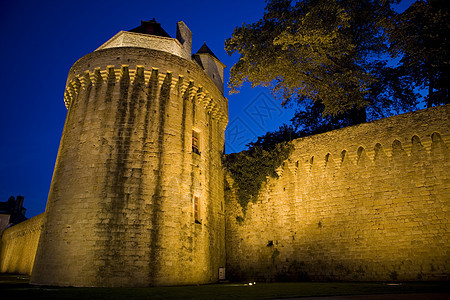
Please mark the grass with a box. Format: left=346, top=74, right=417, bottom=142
left=1, top=274, right=449, bottom=299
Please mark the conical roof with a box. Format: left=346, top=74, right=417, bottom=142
left=195, top=42, right=219, bottom=60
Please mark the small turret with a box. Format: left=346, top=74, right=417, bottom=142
left=193, top=43, right=226, bottom=94
left=0, top=195, right=27, bottom=232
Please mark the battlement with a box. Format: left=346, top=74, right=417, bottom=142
left=63, top=65, right=228, bottom=130
left=226, top=104, right=450, bottom=282
left=284, top=104, right=449, bottom=176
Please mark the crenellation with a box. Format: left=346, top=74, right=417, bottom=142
left=284, top=132, right=450, bottom=169
left=64, top=65, right=227, bottom=126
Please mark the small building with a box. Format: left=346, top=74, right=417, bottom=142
left=0, top=196, right=27, bottom=233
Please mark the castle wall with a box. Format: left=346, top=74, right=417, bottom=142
left=226, top=105, right=450, bottom=282
left=31, top=47, right=227, bottom=287
left=0, top=213, right=44, bottom=274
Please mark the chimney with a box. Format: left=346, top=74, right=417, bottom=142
left=15, top=195, right=24, bottom=214
left=176, top=21, right=192, bottom=60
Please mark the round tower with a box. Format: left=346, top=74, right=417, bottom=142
left=31, top=20, right=228, bottom=287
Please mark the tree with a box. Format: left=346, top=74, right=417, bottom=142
left=290, top=100, right=363, bottom=135
left=227, top=0, right=448, bottom=153
left=388, top=0, right=449, bottom=107
left=226, top=0, right=399, bottom=119
left=247, top=124, right=299, bottom=150
left=223, top=126, right=293, bottom=210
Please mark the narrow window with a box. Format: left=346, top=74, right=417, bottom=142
left=192, top=130, right=200, bottom=154
left=194, top=196, right=201, bottom=224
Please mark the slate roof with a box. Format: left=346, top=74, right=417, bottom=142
left=129, top=19, right=171, bottom=38
left=195, top=43, right=219, bottom=60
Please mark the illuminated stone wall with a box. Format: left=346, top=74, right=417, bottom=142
left=226, top=104, right=449, bottom=282
left=31, top=46, right=227, bottom=287
left=96, top=32, right=186, bottom=59
left=0, top=213, right=44, bottom=274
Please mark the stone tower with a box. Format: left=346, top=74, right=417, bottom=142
left=30, top=20, right=228, bottom=287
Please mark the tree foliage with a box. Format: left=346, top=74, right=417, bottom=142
left=223, top=140, right=293, bottom=211
left=247, top=124, right=299, bottom=149
left=388, top=0, right=449, bottom=107
left=291, top=100, right=365, bottom=135
left=226, top=0, right=449, bottom=145
left=226, top=0, right=398, bottom=117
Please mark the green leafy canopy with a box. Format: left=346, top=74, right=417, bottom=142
left=225, top=0, right=399, bottom=116
left=388, top=0, right=449, bottom=107
left=223, top=141, right=293, bottom=211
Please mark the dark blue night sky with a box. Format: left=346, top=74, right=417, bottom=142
left=0, top=0, right=413, bottom=218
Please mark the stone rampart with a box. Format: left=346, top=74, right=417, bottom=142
left=226, top=104, right=449, bottom=282
left=0, top=213, right=44, bottom=274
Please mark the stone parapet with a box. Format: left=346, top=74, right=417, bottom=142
left=63, top=47, right=228, bottom=130
left=226, top=104, right=450, bottom=282
left=0, top=213, right=45, bottom=275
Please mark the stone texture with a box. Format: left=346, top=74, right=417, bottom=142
left=96, top=31, right=186, bottom=59
left=30, top=46, right=227, bottom=287
left=226, top=104, right=450, bottom=282
left=0, top=213, right=44, bottom=274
